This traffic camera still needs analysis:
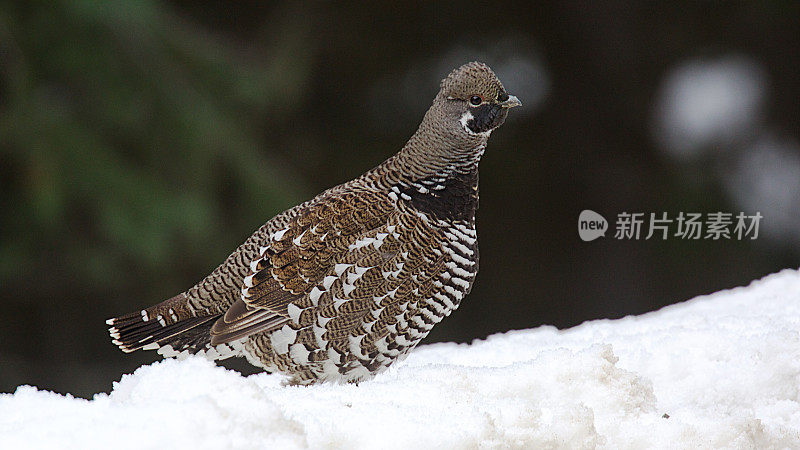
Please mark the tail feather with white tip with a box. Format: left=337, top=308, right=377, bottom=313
left=107, top=294, right=242, bottom=361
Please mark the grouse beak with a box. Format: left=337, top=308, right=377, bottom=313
left=499, top=95, right=522, bottom=109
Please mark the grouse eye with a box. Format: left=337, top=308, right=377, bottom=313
left=469, top=95, right=483, bottom=106
left=498, top=91, right=509, bottom=102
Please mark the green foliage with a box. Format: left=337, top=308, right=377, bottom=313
left=0, top=1, right=312, bottom=296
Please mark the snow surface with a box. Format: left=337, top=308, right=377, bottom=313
left=3, top=269, right=800, bottom=449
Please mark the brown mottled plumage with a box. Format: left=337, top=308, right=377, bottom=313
left=107, top=62, right=521, bottom=384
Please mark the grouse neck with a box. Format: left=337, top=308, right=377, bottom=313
left=364, top=124, right=483, bottom=222
left=391, top=122, right=488, bottom=181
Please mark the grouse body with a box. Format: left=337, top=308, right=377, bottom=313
left=107, top=62, right=521, bottom=385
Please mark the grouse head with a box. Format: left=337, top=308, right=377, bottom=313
left=433, top=62, right=522, bottom=138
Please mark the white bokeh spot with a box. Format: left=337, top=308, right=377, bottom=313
left=653, top=55, right=767, bottom=160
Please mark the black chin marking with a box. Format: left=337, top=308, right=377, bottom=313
left=467, top=104, right=508, bottom=134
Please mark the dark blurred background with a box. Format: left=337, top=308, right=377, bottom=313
left=2, top=2, right=799, bottom=398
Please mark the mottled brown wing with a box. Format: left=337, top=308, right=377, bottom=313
left=209, top=191, right=396, bottom=345
left=239, top=203, right=455, bottom=378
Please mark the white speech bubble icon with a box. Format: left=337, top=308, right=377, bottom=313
left=578, top=210, right=608, bottom=241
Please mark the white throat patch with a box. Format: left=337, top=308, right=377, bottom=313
left=459, top=111, right=492, bottom=137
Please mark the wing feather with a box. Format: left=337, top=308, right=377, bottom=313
left=210, top=191, right=396, bottom=346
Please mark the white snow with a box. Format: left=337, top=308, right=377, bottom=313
left=3, top=269, right=800, bottom=449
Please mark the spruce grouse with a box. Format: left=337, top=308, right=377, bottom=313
left=107, top=62, right=521, bottom=385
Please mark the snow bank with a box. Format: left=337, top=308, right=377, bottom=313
left=3, top=269, right=800, bottom=449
